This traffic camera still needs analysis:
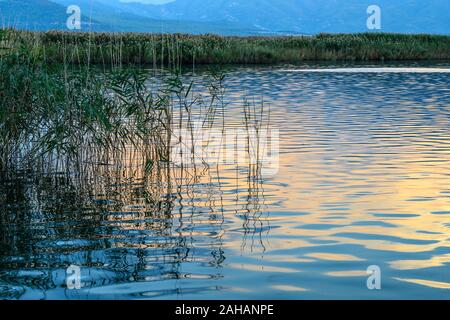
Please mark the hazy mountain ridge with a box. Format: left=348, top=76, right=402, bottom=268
left=0, top=0, right=92, bottom=30
left=1, top=0, right=449, bottom=34
left=107, top=0, right=450, bottom=34
left=48, top=0, right=261, bottom=34
left=0, top=0, right=259, bottom=34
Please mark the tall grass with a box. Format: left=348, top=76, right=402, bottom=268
left=0, top=32, right=233, bottom=188
left=0, top=29, right=274, bottom=269
left=0, top=35, right=170, bottom=176
left=4, top=29, right=450, bottom=66
left=1, top=28, right=448, bottom=177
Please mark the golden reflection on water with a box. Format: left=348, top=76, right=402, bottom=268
left=394, top=278, right=450, bottom=289
left=192, top=68, right=450, bottom=298
left=1, top=67, right=449, bottom=299
left=155, top=86, right=450, bottom=297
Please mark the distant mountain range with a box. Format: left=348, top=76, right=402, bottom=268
left=0, top=0, right=86, bottom=30
left=1, top=0, right=449, bottom=35
left=0, top=0, right=251, bottom=34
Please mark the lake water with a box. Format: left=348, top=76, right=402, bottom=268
left=1, top=64, right=450, bottom=299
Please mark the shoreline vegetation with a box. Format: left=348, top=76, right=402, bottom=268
left=1, top=29, right=450, bottom=66
left=0, top=27, right=267, bottom=190
left=1, top=27, right=449, bottom=182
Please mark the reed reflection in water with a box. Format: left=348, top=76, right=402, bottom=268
left=1, top=65, right=450, bottom=299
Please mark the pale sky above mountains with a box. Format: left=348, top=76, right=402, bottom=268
left=1, top=0, right=448, bottom=35
left=120, top=0, right=174, bottom=4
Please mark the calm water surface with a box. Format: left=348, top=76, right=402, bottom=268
left=1, top=64, right=450, bottom=299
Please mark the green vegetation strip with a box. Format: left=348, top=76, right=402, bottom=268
left=4, top=29, right=450, bottom=65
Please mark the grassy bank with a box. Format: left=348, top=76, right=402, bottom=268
left=0, top=34, right=224, bottom=178
left=2, top=29, right=450, bottom=66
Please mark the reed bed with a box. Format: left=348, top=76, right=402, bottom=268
left=0, top=33, right=249, bottom=185
left=1, top=33, right=195, bottom=180
left=3, top=29, right=450, bottom=66
left=0, top=29, right=274, bottom=263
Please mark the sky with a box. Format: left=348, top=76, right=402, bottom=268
left=119, top=0, right=175, bottom=4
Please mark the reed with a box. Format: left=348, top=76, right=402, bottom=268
left=0, top=30, right=273, bottom=264
left=0, top=32, right=227, bottom=187
left=3, top=29, right=450, bottom=66
left=1, top=28, right=448, bottom=176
